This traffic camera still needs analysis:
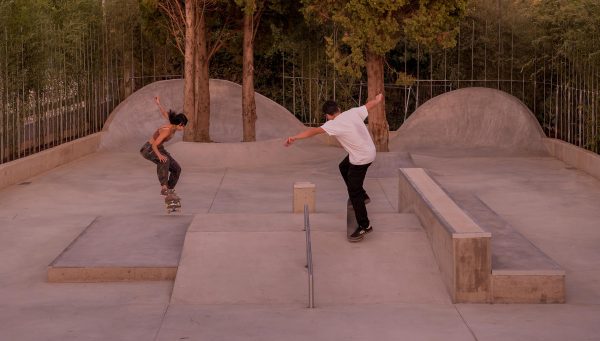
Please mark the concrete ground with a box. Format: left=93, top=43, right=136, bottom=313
left=2, top=84, right=600, bottom=340
left=1, top=141, right=600, bottom=340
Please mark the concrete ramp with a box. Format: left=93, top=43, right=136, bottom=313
left=100, top=79, right=306, bottom=150
left=48, top=215, right=192, bottom=282
left=170, top=213, right=450, bottom=306
left=390, top=88, right=547, bottom=156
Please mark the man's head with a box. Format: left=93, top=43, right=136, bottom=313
left=322, top=100, right=340, bottom=120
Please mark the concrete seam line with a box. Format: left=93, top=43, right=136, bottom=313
left=152, top=303, right=171, bottom=341
left=454, top=305, right=480, bottom=341
left=208, top=168, right=228, bottom=213
left=376, top=178, right=395, bottom=211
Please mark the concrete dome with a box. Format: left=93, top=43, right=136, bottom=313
left=389, top=87, right=547, bottom=155
left=100, top=79, right=306, bottom=150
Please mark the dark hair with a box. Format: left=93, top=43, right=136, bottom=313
left=168, top=110, right=188, bottom=126
left=322, top=100, right=339, bottom=116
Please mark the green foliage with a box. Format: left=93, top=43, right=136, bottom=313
left=403, top=1, right=466, bottom=49
left=395, top=71, right=416, bottom=87
left=529, top=0, right=600, bottom=63
left=302, top=0, right=467, bottom=79
left=0, top=0, right=103, bottom=93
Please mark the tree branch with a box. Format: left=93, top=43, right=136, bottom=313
left=157, top=0, right=186, bottom=56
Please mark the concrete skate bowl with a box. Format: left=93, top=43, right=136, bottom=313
left=100, top=79, right=306, bottom=150
left=389, top=87, right=547, bottom=156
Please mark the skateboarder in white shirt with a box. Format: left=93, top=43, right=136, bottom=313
left=285, top=93, right=384, bottom=241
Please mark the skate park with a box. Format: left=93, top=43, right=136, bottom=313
left=1, top=79, right=600, bottom=340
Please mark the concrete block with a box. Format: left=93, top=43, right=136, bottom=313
left=492, top=272, right=566, bottom=303
left=454, top=236, right=492, bottom=303
left=293, top=182, right=316, bottom=213
left=398, top=168, right=491, bottom=303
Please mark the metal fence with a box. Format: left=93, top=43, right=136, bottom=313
left=281, top=21, right=600, bottom=154
left=2, top=12, right=599, bottom=165
left=0, top=16, right=179, bottom=165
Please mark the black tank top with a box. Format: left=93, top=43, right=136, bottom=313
left=151, top=126, right=174, bottom=145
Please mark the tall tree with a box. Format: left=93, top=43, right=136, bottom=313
left=303, top=0, right=466, bottom=151
left=159, top=0, right=234, bottom=142
left=157, top=0, right=196, bottom=140
left=236, top=0, right=265, bottom=142
left=184, top=0, right=198, bottom=141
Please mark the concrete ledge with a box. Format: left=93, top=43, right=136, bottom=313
left=0, top=133, right=101, bottom=190
left=398, top=168, right=491, bottom=303
left=544, top=138, right=600, bottom=180
left=48, top=267, right=177, bottom=283
left=452, top=193, right=566, bottom=303
left=48, top=215, right=191, bottom=283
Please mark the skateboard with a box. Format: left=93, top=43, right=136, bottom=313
left=346, top=198, right=361, bottom=242
left=165, top=194, right=181, bottom=213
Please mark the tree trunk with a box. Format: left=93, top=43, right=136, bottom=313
left=194, top=5, right=211, bottom=142
left=242, top=7, right=257, bottom=142
left=365, top=51, right=389, bottom=152
left=182, top=0, right=196, bottom=142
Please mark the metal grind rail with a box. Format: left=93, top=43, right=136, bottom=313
left=304, top=204, right=315, bottom=308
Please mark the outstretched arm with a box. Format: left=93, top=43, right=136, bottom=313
left=154, top=96, right=169, bottom=120
left=284, top=127, right=325, bottom=146
left=365, top=93, right=384, bottom=111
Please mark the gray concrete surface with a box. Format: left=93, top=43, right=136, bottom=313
left=171, top=213, right=448, bottom=306
left=50, top=215, right=192, bottom=268
left=2, top=82, right=600, bottom=340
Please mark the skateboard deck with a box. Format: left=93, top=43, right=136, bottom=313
left=346, top=198, right=360, bottom=242
left=165, top=194, right=181, bottom=214
left=346, top=197, right=372, bottom=242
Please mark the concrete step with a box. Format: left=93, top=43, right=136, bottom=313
left=170, top=213, right=450, bottom=306
left=155, top=304, right=475, bottom=341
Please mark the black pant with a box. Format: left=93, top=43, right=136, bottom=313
left=339, top=155, right=371, bottom=228
left=140, top=142, right=181, bottom=189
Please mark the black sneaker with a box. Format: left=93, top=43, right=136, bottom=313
left=347, top=230, right=364, bottom=242
left=348, top=225, right=373, bottom=242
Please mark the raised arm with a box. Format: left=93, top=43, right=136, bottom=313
left=154, top=96, right=169, bottom=120
left=284, top=127, right=325, bottom=146
left=365, top=93, right=384, bottom=111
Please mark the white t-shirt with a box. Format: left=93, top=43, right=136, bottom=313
left=321, top=105, right=376, bottom=165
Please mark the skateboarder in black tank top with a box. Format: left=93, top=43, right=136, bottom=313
left=140, top=96, right=188, bottom=197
